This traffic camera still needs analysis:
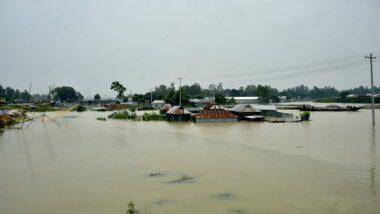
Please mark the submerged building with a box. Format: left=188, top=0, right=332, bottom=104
left=166, top=106, right=191, bottom=122
left=194, top=105, right=238, bottom=123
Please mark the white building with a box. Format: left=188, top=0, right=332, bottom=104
left=226, top=96, right=259, bottom=104
left=151, top=100, right=165, bottom=109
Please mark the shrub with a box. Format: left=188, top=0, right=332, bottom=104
left=108, top=110, right=137, bottom=120
left=142, top=112, right=166, bottom=121
left=300, top=111, right=310, bottom=121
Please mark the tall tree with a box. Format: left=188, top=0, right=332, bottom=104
left=110, top=81, right=127, bottom=100
left=53, top=86, right=81, bottom=102
left=215, top=93, right=226, bottom=105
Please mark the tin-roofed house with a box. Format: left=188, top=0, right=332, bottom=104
left=229, top=104, right=264, bottom=121
left=160, top=104, right=172, bottom=114
left=166, top=106, right=191, bottom=122
left=230, top=104, right=261, bottom=117
left=194, top=105, right=238, bottom=123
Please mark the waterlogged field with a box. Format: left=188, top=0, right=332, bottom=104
left=0, top=110, right=379, bottom=213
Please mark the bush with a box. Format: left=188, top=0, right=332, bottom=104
left=108, top=110, right=137, bottom=120
left=142, top=112, right=166, bottom=121
left=300, top=111, right=310, bottom=121
left=71, top=105, right=86, bottom=112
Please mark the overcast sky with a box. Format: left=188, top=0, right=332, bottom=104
left=1, top=0, right=380, bottom=98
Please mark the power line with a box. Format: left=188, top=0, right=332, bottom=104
left=184, top=54, right=366, bottom=80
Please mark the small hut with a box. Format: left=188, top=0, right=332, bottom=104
left=166, top=106, right=191, bottom=122
left=194, top=105, right=238, bottom=123
left=160, top=104, right=172, bottom=114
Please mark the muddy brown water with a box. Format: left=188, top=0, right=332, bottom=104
left=0, top=110, right=379, bottom=213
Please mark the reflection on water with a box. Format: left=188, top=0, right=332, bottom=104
left=370, top=125, right=376, bottom=198
left=0, top=110, right=379, bottom=214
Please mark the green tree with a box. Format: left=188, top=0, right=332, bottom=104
left=132, top=94, right=146, bottom=104
left=20, top=90, right=32, bottom=102
left=94, top=94, right=101, bottom=100
left=110, top=81, right=127, bottom=100
left=163, top=82, right=175, bottom=105
left=256, top=85, right=271, bottom=103
left=0, top=85, right=5, bottom=99
left=175, top=90, right=189, bottom=105
left=53, top=86, right=81, bottom=102
left=215, top=93, right=226, bottom=105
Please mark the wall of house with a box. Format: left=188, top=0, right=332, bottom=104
left=195, top=118, right=238, bottom=123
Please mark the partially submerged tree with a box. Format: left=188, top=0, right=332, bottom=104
left=111, top=81, right=127, bottom=100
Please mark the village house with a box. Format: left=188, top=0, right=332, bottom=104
left=194, top=105, right=238, bottom=123
left=151, top=100, right=165, bottom=109
left=166, top=106, right=191, bottom=122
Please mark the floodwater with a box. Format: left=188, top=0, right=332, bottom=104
left=0, top=110, right=379, bottom=213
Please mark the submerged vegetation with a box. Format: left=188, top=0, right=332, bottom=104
left=142, top=112, right=166, bottom=121
left=108, top=110, right=137, bottom=120
left=300, top=111, right=311, bottom=121
left=96, top=117, right=106, bottom=121
left=126, top=201, right=136, bottom=214
left=72, top=105, right=86, bottom=112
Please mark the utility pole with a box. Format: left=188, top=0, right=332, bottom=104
left=150, top=89, right=153, bottom=104
left=365, top=53, right=377, bottom=125
left=179, top=77, right=182, bottom=106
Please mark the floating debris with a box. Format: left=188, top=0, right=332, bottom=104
left=167, top=175, right=195, bottom=183
left=213, top=192, right=235, bottom=201
left=96, top=117, right=106, bottom=121
left=147, top=172, right=166, bottom=177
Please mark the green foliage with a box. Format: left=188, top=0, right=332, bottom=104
left=142, top=112, right=166, bottom=121
left=94, top=94, right=101, bottom=100
left=256, top=85, right=272, bottom=103
left=126, top=201, right=136, bottom=214
left=0, top=85, right=32, bottom=102
left=300, top=111, right=311, bottom=121
left=74, top=105, right=86, bottom=112
left=108, top=110, right=137, bottom=120
left=110, top=81, right=127, bottom=100
left=215, top=93, right=226, bottom=104
left=96, top=117, right=106, bottom=121
left=132, top=94, right=146, bottom=104
left=53, top=86, right=83, bottom=102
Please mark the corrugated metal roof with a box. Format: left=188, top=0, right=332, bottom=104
left=167, top=106, right=191, bottom=115
left=152, top=100, right=165, bottom=104
left=230, top=104, right=261, bottom=113
left=231, top=104, right=277, bottom=112
left=194, top=109, right=238, bottom=119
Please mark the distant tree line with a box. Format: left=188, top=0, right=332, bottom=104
left=132, top=82, right=380, bottom=104
left=0, top=84, right=83, bottom=103
left=2, top=82, right=380, bottom=104
left=0, top=84, right=31, bottom=102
